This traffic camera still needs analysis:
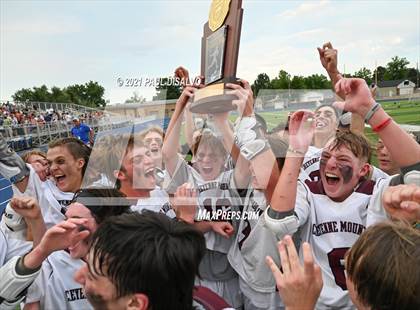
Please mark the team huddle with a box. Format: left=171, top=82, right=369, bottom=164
left=0, top=43, right=419, bottom=310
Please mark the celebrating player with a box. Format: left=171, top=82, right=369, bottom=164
left=265, top=77, right=420, bottom=308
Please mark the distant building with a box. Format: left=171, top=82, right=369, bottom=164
left=377, top=79, right=416, bottom=97
left=106, top=99, right=177, bottom=119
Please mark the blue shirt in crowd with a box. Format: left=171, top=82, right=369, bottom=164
left=71, top=123, right=91, bottom=144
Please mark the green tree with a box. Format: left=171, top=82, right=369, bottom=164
left=125, top=91, right=146, bottom=103
left=13, top=88, right=35, bottom=102
left=50, top=86, right=71, bottom=103
left=271, top=70, right=291, bottom=89
left=290, top=75, right=306, bottom=89
left=384, top=56, right=409, bottom=80
left=304, top=74, right=330, bottom=89
left=372, top=66, right=387, bottom=83
left=84, top=81, right=106, bottom=107
left=251, top=73, right=271, bottom=95
left=406, top=67, right=420, bottom=86
left=353, top=67, right=372, bottom=85
left=153, top=78, right=182, bottom=100
left=12, top=81, right=107, bottom=108
left=32, top=85, right=51, bottom=102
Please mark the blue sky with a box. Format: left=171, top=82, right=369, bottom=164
left=1, top=0, right=419, bottom=104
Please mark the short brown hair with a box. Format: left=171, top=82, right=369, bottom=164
left=191, top=131, right=227, bottom=159
left=104, top=134, right=146, bottom=189
left=329, top=131, right=371, bottom=163
left=346, top=221, right=420, bottom=310
left=21, top=150, right=47, bottom=163
left=140, top=126, right=164, bottom=140
left=48, top=137, right=91, bottom=176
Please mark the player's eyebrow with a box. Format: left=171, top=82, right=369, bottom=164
left=336, top=155, right=352, bottom=161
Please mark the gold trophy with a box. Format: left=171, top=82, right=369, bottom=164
left=190, top=0, right=244, bottom=114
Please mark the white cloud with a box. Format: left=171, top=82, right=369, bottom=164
left=279, top=0, right=330, bottom=19
left=3, top=17, right=82, bottom=35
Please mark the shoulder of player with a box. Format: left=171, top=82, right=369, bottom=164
left=46, top=251, right=85, bottom=270
left=302, top=179, right=325, bottom=195
left=354, top=179, right=376, bottom=195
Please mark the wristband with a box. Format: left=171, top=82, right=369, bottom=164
left=240, top=139, right=269, bottom=161
left=372, top=118, right=392, bottom=132
left=287, top=146, right=306, bottom=156
left=364, top=102, right=380, bottom=123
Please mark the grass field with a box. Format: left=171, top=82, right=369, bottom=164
left=254, top=100, right=420, bottom=131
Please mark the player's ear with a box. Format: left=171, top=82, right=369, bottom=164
left=359, top=163, right=370, bottom=178
left=126, top=293, right=148, bottom=310
left=114, top=169, right=126, bottom=182
left=76, top=158, right=85, bottom=171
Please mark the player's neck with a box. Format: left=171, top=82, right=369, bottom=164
left=314, top=132, right=334, bottom=148
left=120, top=183, right=151, bottom=198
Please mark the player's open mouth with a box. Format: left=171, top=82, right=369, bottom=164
left=145, top=168, right=155, bottom=178
left=316, top=119, right=327, bottom=128
left=202, top=167, right=213, bottom=174
left=150, top=147, right=159, bottom=153
left=325, top=172, right=340, bottom=185
left=54, top=174, right=66, bottom=184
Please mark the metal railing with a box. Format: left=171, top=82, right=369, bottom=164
left=1, top=118, right=131, bottom=151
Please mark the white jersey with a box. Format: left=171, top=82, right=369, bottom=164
left=300, top=146, right=323, bottom=181
left=167, top=156, right=239, bottom=253
left=366, top=177, right=391, bottom=226
left=10, top=166, right=73, bottom=228
left=25, top=250, right=92, bottom=310
left=0, top=227, right=32, bottom=267
left=228, top=189, right=283, bottom=309
left=130, top=187, right=176, bottom=219
left=167, top=156, right=239, bottom=300
left=294, top=179, right=377, bottom=309
left=40, top=179, right=74, bottom=227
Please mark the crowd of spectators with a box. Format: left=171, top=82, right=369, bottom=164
left=0, top=101, right=104, bottom=131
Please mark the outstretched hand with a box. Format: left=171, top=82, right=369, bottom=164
left=37, top=218, right=90, bottom=257
left=333, top=78, right=376, bottom=118
left=174, top=66, right=190, bottom=86
left=317, top=42, right=338, bottom=75
left=176, top=86, right=197, bottom=110
left=226, top=79, right=254, bottom=118
left=266, top=235, right=323, bottom=310
left=288, top=110, right=315, bottom=155
left=10, top=196, right=42, bottom=221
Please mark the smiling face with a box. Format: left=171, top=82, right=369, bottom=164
left=120, top=146, right=156, bottom=191
left=314, top=106, right=338, bottom=136
left=65, top=202, right=97, bottom=259
left=144, top=131, right=163, bottom=169
left=144, top=131, right=162, bottom=154
left=194, top=143, right=225, bottom=181
left=320, top=143, right=369, bottom=202
left=47, top=146, right=84, bottom=192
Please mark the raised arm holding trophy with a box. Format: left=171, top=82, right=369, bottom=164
left=190, top=0, right=244, bottom=114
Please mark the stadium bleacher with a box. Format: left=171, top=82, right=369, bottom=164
left=0, top=174, right=12, bottom=214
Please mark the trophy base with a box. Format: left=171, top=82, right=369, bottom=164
left=190, top=80, right=238, bottom=114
